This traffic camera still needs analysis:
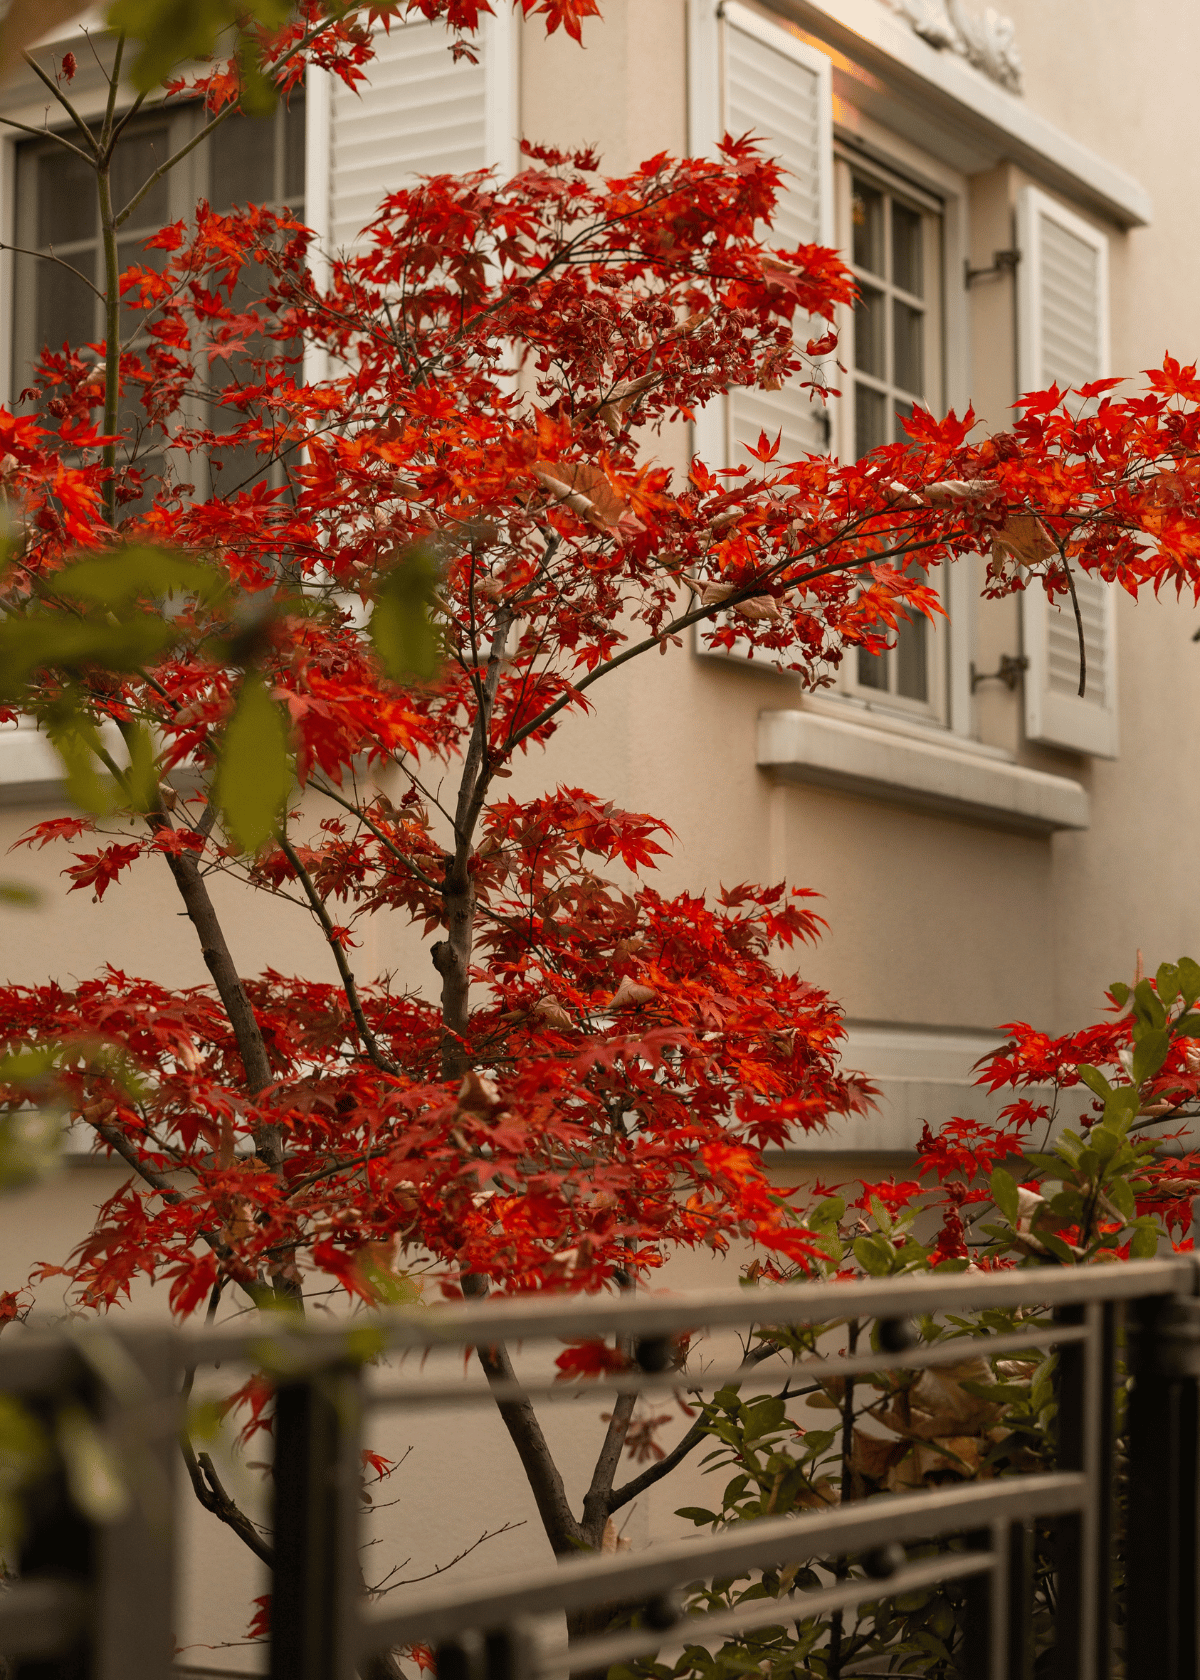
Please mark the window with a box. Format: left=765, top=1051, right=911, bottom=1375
left=836, top=157, right=946, bottom=721
left=11, top=99, right=306, bottom=501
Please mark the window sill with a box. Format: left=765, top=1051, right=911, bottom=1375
left=0, top=729, right=66, bottom=806
left=757, top=707, right=1089, bottom=833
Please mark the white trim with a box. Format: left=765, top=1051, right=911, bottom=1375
left=757, top=706, right=1090, bottom=831
left=1015, top=184, right=1111, bottom=395
left=687, top=0, right=835, bottom=472
left=303, top=62, right=333, bottom=389
left=483, top=7, right=520, bottom=177
left=723, top=0, right=834, bottom=244
left=1016, top=185, right=1117, bottom=760
left=1021, top=580, right=1119, bottom=760
left=767, top=0, right=1151, bottom=228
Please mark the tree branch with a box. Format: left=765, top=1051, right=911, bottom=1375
left=462, top=1276, right=582, bottom=1555
left=20, top=48, right=97, bottom=155
left=276, top=829, right=399, bottom=1077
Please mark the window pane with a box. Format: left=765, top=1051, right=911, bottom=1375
left=37, top=148, right=95, bottom=246
left=857, top=646, right=889, bottom=690
left=855, top=284, right=885, bottom=377
left=851, top=179, right=884, bottom=275
left=36, top=247, right=97, bottom=351
left=896, top=613, right=927, bottom=701
left=893, top=300, right=924, bottom=397
left=892, top=202, right=923, bottom=296
left=111, top=125, right=171, bottom=231
left=210, top=110, right=279, bottom=211
left=855, top=383, right=887, bottom=458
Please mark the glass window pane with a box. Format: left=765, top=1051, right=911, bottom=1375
left=857, top=646, right=889, bottom=691
left=111, top=125, right=171, bottom=231
left=854, top=285, right=885, bottom=377
left=892, top=202, right=923, bottom=296
left=210, top=109, right=278, bottom=211
left=893, top=299, right=924, bottom=397
left=851, top=179, right=884, bottom=275
left=855, top=383, right=887, bottom=458
left=284, top=93, right=307, bottom=202
left=896, top=614, right=928, bottom=701
left=37, top=148, right=95, bottom=246
left=36, top=247, right=97, bottom=352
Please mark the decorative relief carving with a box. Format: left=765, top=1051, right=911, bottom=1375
left=879, top=0, right=1023, bottom=94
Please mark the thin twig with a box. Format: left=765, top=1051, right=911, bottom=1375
left=0, top=242, right=105, bottom=301
left=276, top=829, right=400, bottom=1077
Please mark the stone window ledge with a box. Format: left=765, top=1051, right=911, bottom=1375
left=758, top=708, right=1088, bottom=834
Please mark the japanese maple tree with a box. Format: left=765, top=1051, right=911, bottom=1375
left=7, top=0, right=1200, bottom=1659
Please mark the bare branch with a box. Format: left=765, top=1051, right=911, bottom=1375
left=276, top=829, right=400, bottom=1077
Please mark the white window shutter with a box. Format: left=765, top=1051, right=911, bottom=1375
left=690, top=1, right=833, bottom=474
left=327, top=13, right=517, bottom=259
left=1017, top=185, right=1118, bottom=758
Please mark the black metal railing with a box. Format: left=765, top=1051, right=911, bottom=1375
left=2, top=1257, right=1200, bottom=1680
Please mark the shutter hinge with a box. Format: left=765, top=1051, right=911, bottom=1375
left=964, top=248, right=1021, bottom=288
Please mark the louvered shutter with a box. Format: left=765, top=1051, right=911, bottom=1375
left=327, top=13, right=516, bottom=258
left=1017, top=185, right=1118, bottom=758
left=691, top=2, right=833, bottom=472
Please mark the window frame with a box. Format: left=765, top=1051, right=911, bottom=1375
left=821, top=122, right=974, bottom=741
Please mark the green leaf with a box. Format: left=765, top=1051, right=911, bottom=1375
left=1132, top=1027, right=1172, bottom=1088
left=1179, top=958, right=1200, bottom=1011
left=44, top=705, right=121, bottom=816
left=853, top=1233, right=894, bottom=1276
left=122, top=722, right=160, bottom=814
left=214, top=672, right=292, bottom=854
left=54, top=546, right=227, bottom=612
left=369, top=544, right=442, bottom=684
left=991, top=1166, right=1019, bottom=1225
left=1110, top=980, right=1131, bottom=1008
left=1090, top=1125, right=1123, bottom=1163
left=1129, top=1224, right=1159, bottom=1259
left=0, top=881, right=40, bottom=908
left=676, top=1507, right=717, bottom=1526
left=0, top=615, right=177, bottom=700
left=1076, top=1063, right=1113, bottom=1101
left=1134, top=979, right=1166, bottom=1029
left=55, top=1403, right=129, bottom=1524
left=0, top=1108, right=63, bottom=1190
left=1107, top=1177, right=1135, bottom=1219
left=1158, top=964, right=1181, bottom=1010
left=106, top=0, right=292, bottom=95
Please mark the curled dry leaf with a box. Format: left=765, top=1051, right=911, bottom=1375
left=609, top=976, right=655, bottom=1010
left=992, top=514, right=1056, bottom=571
left=534, top=462, right=627, bottom=530
left=601, top=1515, right=633, bottom=1554
left=925, top=478, right=998, bottom=504
left=733, top=596, right=781, bottom=624
left=700, top=582, right=735, bottom=606
left=534, top=994, right=574, bottom=1029
left=457, top=1069, right=501, bottom=1113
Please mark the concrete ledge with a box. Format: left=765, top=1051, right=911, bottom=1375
left=757, top=709, right=1089, bottom=834
left=0, top=729, right=67, bottom=807
left=788, top=0, right=1151, bottom=227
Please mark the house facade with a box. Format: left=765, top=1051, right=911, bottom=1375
left=1, top=0, right=1187, bottom=1170
left=0, top=0, right=1194, bottom=1651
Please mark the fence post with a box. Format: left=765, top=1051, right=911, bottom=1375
left=90, top=1327, right=179, bottom=1680
left=270, top=1364, right=363, bottom=1680
left=1126, top=1277, right=1200, bottom=1680
left=1051, top=1299, right=1114, bottom=1680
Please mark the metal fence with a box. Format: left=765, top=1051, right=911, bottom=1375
left=2, top=1256, right=1200, bottom=1680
